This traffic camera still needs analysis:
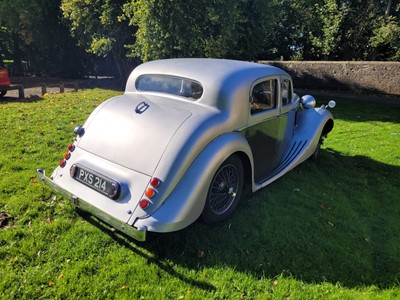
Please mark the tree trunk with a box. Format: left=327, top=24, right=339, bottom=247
left=112, top=49, right=129, bottom=88
left=11, top=33, right=24, bottom=75
left=385, top=0, right=393, bottom=17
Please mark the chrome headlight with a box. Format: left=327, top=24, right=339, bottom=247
left=301, top=95, right=316, bottom=109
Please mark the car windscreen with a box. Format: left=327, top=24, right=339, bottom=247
left=136, top=75, right=203, bottom=100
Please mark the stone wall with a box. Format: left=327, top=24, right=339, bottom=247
left=260, top=61, right=400, bottom=95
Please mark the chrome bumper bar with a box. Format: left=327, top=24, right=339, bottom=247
left=36, top=168, right=146, bottom=242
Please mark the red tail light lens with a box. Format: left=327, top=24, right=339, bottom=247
left=150, top=177, right=161, bottom=187
left=68, top=144, right=75, bottom=152
left=59, top=159, right=67, bottom=168
left=139, top=199, right=150, bottom=209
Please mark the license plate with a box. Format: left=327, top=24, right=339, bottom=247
left=70, top=164, right=120, bottom=199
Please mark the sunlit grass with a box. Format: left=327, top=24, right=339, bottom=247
left=0, top=90, right=399, bottom=299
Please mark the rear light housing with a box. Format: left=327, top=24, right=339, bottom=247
left=59, top=143, right=76, bottom=168
left=140, top=177, right=162, bottom=210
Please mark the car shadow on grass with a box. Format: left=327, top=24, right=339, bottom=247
left=134, top=148, right=400, bottom=289
left=77, top=209, right=217, bottom=292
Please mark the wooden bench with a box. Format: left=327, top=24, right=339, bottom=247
left=1, top=84, right=25, bottom=98
left=1, top=81, right=79, bottom=99
left=40, top=82, right=79, bottom=95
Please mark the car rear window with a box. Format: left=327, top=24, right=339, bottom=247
left=136, top=75, right=203, bottom=100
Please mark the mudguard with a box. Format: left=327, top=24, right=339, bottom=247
left=133, top=132, right=253, bottom=232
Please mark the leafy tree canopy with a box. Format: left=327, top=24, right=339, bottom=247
left=1, top=0, right=398, bottom=79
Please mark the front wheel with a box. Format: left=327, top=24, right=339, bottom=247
left=0, top=90, right=6, bottom=98
left=202, top=155, right=244, bottom=224
left=310, top=133, right=325, bottom=161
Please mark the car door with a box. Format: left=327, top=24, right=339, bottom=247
left=274, top=76, right=296, bottom=159
left=244, top=77, right=282, bottom=183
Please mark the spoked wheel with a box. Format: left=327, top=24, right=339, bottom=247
left=202, top=155, right=244, bottom=224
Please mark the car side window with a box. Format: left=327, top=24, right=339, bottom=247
left=281, top=79, right=292, bottom=106
left=251, top=79, right=277, bottom=114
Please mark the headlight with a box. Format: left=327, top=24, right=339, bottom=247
left=301, top=95, right=316, bottom=109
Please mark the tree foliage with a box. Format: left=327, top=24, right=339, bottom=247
left=0, top=0, right=398, bottom=79
left=0, top=0, right=87, bottom=76
left=61, top=0, right=136, bottom=80
left=122, top=0, right=399, bottom=62
left=122, top=0, right=278, bottom=61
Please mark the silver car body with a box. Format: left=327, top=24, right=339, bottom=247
left=37, top=58, right=334, bottom=241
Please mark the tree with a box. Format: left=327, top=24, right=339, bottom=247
left=308, top=0, right=347, bottom=59
left=369, top=0, right=400, bottom=61
left=0, top=0, right=87, bottom=76
left=61, top=0, right=136, bottom=81
left=122, top=0, right=278, bottom=61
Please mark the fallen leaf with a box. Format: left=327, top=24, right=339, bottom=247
left=120, top=285, right=129, bottom=290
left=57, top=274, right=64, bottom=282
left=273, top=280, right=278, bottom=286
left=327, top=221, right=334, bottom=227
left=48, top=282, right=54, bottom=287
left=31, top=178, right=38, bottom=183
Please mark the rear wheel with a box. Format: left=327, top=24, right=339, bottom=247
left=0, top=91, right=6, bottom=98
left=202, top=155, right=244, bottom=224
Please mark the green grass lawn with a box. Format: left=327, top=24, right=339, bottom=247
left=0, top=90, right=399, bottom=299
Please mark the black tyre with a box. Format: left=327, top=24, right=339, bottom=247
left=202, top=155, right=244, bottom=224
left=0, top=90, right=6, bottom=98
left=310, top=133, right=324, bottom=161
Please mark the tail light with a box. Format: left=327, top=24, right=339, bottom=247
left=139, top=199, right=150, bottom=209
left=145, top=188, right=155, bottom=198
left=59, top=144, right=76, bottom=168
left=140, top=177, right=162, bottom=210
left=59, top=159, right=67, bottom=168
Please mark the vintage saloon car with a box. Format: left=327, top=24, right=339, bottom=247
left=37, top=58, right=335, bottom=241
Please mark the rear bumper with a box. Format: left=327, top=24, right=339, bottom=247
left=36, top=168, right=146, bottom=241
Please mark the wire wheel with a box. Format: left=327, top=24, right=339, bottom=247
left=209, top=164, right=239, bottom=214
left=202, top=155, right=244, bottom=224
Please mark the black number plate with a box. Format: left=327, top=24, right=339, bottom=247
left=70, top=164, right=120, bottom=199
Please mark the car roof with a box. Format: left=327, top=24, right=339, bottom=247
left=126, top=58, right=290, bottom=108
left=131, top=58, right=288, bottom=83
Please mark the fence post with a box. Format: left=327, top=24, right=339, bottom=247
left=17, top=85, right=25, bottom=98
left=41, top=83, right=47, bottom=95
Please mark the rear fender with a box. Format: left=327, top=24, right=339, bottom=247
left=132, top=132, right=253, bottom=232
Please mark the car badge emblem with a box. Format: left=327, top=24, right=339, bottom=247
left=135, top=102, right=150, bottom=114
